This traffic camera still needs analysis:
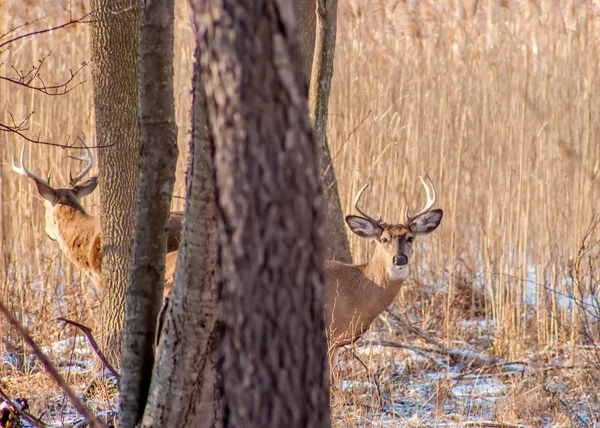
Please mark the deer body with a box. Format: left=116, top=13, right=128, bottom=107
left=13, top=142, right=183, bottom=288
left=323, top=176, right=443, bottom=351
left=49, top=198, right=103, bottom=285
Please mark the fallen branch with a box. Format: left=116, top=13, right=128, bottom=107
left=385, top=309, right=501, bottom=368
left=355, top=339, right=447, bottom=370
left=0, top=300, right=105, bottom=428
left=460, top=422, right=527, bottom=428
left=57, top=317, right=121, bottom=381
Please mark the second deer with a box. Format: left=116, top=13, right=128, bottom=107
left=324, top=175, right=443, bottom=354
left=12, top=141, right=183, bottom=288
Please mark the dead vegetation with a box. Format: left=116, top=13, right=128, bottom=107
left=1, top=0, right=599, bottom=426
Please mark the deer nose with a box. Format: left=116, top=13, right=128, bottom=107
left=393, top=254, right=407, bottom=267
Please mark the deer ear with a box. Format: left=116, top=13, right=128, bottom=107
left=34, top=180, right=57, bottom=204
left=410, top=209, right=443, bottom=236
left=73, top=177, right=98, bottom=198
left=346, top=215, right=382, bottom=239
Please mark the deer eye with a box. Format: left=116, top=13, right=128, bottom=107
left=407, top=237, right=414, bottom=243
left=381, top=237, right=389, bottom=244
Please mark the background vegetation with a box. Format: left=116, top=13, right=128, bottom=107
left=1, top=0, right=598, bottom=425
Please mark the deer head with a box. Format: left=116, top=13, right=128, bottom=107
left=345, top=174, right=443, bottom=280
left=12, top=140, right=97, bottom=241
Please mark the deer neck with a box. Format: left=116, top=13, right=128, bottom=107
left=50, top=204, right=100, bottom=270
left=359, top=246, right=408, bottom=309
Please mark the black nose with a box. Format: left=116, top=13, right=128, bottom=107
left=393, top=255, right=408, bottom=267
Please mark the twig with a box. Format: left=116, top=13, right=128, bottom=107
left=0, top=386, right=49, bottom=428
left=347, top=348, right=384, bottom=407
left=57, top=317, right=121, bottom=381
left=355, top=339, right=446, bottom=370
left=386, top=309, right=500, bottom=368
left=0, top=300, right=105, bottom=428
left=321, top=110, right=371, bottom=181
left=387, top=309, right=448, bottom=351
left=0, top=12, right=93, bottom=50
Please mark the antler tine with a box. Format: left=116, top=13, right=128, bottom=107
left=404, top=174, right=437, bottom=226
left=11, top=144, right=48, bottom=184
left=353, top=183, right=384, bottom=226
left=68, top=138, right=94, bottom=186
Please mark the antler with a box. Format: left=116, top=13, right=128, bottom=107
left=68, top=138, right=94, bottom=187
left=404, top=174, right=437, bottom=226
left=353, top=183, right=386, bottom=227
left=12, top=144, right=48, bottom=184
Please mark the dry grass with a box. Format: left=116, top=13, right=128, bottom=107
left=1, top=0, right=599, bottom=425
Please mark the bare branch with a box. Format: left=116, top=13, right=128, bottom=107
left=0, top=59, right=88, bottom=96
left=0, top=300, right=105, bottom=428
left=0, top=12, right=93, bottom=50
left=57, top=317, right=121, bottom=381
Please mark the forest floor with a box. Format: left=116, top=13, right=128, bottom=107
left=1, top=314, right=598, bottom=427
left=330, top=315, right=599, bottom=427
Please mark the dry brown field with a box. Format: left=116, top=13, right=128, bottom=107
left=1, top=0, right=599, bottom=426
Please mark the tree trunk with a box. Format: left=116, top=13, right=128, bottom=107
left=140, top=48, right=221, bottom=427
left=293, top=0, right=316, bottom=90
left=119, top=0, right=178, bottom=426
left=90, top=0, right=139, bottom=366
left=297, top=0, right=351, bottom=264
left=194, top=1, right=331, bottom=426
left=309, top=0, right=350, bottom=264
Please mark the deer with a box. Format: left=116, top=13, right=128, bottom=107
left=323, top=175, right=443, bottom=358
left=12, top=141, right=183, bottom=288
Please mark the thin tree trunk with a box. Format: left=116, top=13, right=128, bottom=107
left=295, top=0, right=351, bottom=263
left=194, top=1, right=331, bottom=426
left=119, top=0, right=177, bottom=425
left=90, top=0, right=139, bottom=366
left=309, top=0, right=350, bottom=264
left=140, top=48, right=221, bottom=427
left=293, top=0, right=316, bottom=90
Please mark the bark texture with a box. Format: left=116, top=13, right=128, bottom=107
left=195, top=1, right=331, bottom=426
left=119, top=0, right=178, bottom=426
left=140, top=49, right=221, bottom=427
left=309, top=0, right=351, bottom=264
left=90, top=0, right=139, bottom=365
left=293, top=0, right=316, bottom=90
left=294, top=0, right=350, bottom=263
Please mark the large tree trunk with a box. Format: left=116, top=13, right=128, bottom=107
left=119, top=0, right=178, bottom=426
left=90, top=0, right=139, bottom=366
left=194, top=1, right=331, bottom=426
left=140, top=48, right=221, bottom=427
left=295, top=0, right=351, bottom=263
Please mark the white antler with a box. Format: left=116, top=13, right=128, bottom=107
left=68, top=138, right=94, bottom=186
left=11, top=144, right=48, bottom=184
left=404, top=174, right=437, bottom=226
left=353, top=183, right=385, bottom=227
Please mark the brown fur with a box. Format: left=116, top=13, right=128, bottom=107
left=163, top=250, right=178, bottom=298
left=324, top=238, right=410, bottom=348
left=43, top=189, right=183, bottom=288
left=324, top=210, right=443, bottom=351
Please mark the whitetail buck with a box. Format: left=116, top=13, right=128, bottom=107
left=12, top=142, right=183, bottom=288
left=324, top=175, right=443, bottom=353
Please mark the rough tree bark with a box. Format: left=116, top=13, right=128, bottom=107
left=119, top=0, right=178, bottom=426
left=295, top=0, right=351, bottom=263
left=90, top=0, right=139, bottom=365
left=293, top=0, right=316, bottom=90
left=140, top=49, right=220, bottom=427
left=195, top=0, right=331, bottom=426
left=309, top=0, right=349, bottom=263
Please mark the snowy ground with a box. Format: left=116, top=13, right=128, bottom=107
left=1, top=318, right=599, bottom=427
